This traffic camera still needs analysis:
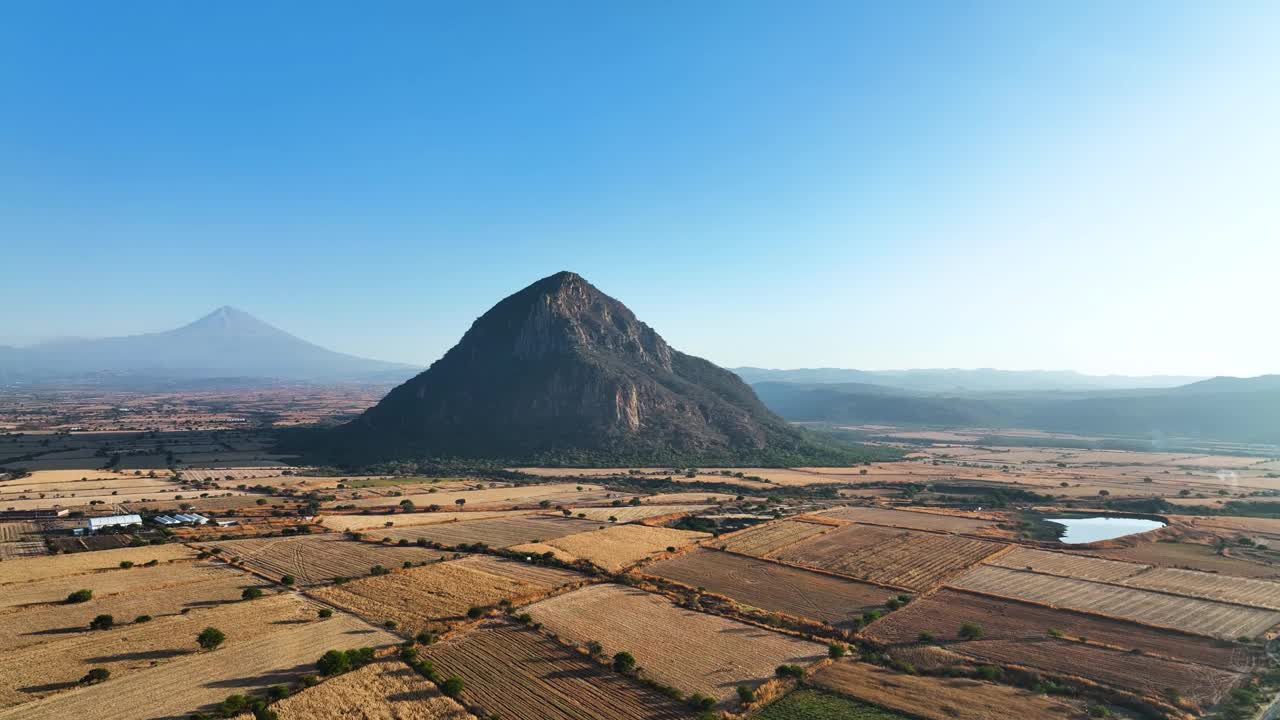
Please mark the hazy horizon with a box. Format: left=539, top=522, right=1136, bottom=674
left=3, top=3, right=1277, bottom=377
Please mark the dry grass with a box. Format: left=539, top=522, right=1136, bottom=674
left=0, top=560, right=239, bottom=609
left=318, top=510, right=537, bottom=533
left=716, top=519, right=834, bottom=557
left=245, top=659, right=476, bottom=720
left=515, top=524, right=708, bottom=572
left=309, top=557, right=583, bottom=635
left=379, top=515, right=603, bottom=548
left=0, top=612, right=398, bottom=720
left=336, top=482, right=622, bottom=509
left=1121, top=567, right=1280, bottom=610
left=0, top=544, right=197, bottom=585
left=523, top=583, right=825, bottom=703
left=559, top=504, right=711, bottom=523
left=950, top=565, right=1280, bottom=639
left=988, top=547, right=1148, bottom=583
left=813, top=506, right=1000, bottom=533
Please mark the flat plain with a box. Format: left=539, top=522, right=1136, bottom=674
left=202, top=534, right=451, bottom=584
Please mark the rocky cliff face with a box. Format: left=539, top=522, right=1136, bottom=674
left=331, top=271, right=812, bottom=462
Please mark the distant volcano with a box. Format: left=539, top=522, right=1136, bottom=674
left=0, top=307, right=417, bottom=385
left=327, top=271, right=856, bottom=464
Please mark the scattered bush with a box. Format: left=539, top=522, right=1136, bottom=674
left=89, top=614, right=114, bottom=631
left=119, top=560, right=134, bottom=569
left=65, top=589, right=93, bottom=604
left=828, top=642, right=847, bottom=659
left=959, top=622, right=984, bottom=640
left=241, top=587, right=264, bottom=600
left=280, top=574, right=295, bottom=586
left=198, top=627, right=226, bottom=650
left=613, top=651, right=637, bottom=674
left=737, top=685, right=755, bottom=704
left=135, top=614, right=153, bottom=623
left=775, top=664, right=805, bottom=679
left=81, top=667, right=110, bottom=684
left=441, top=675, right=465, bottom=699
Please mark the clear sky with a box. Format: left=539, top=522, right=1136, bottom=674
left=2, top=2, right=1277, bottom=377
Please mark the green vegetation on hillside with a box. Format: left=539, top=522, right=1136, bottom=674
left=756, top=689, right=911, bottom=719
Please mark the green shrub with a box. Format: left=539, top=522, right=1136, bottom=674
left=613, top=651, right=637, bottom=674
left=241, top=587, right=264, bottom=600
left=81, top=667, right=110, bottom=684
left=958, top=622, right=984, bottom=640
left=65, top=589, right=93, bottom=604
left=89, top=614, right=114, bottom=631
left=441, top=675, right=465, bottom=699
left=197, top=627, right=226, bottom=650
left=736, top=685, right=755, bottom=704
left=318, top=608, right=333, bottom=619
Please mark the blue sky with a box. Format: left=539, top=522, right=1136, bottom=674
left=2, top=2, right=1277, bottom=376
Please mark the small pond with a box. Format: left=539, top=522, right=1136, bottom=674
left=1048, top=515, right=1166, bottom=544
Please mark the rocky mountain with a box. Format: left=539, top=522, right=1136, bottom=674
left=0, top=307, right=417, bottom=385
left=327, top=272, right=864, bottom=465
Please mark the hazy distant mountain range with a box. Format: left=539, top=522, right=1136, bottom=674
left=0, top=307, right=419, bottom=385
left=732, top=367, right=1205, bottom=392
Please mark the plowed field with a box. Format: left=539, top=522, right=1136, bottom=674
left=815, top=507, right=998, bottom=533
left=1120, top=567, right=1280, bottom=610
left=379, top=516, right=602, bottom=548
left=240, top=659, right=475, bottom=720
left=203, top=535, right=449, bottom=584
left=716, top=519, right=833, bottom=557
left=514, top=524, right=708, bottom=571
left=988, top=547, right=1146, bottom=583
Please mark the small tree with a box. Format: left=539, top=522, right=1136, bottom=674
left=441, top=675, right=465, bottom=699
left=119, top=560, right=134, bottom=569
left=585, top=640, right=603, bottom=656
left=612, top=651, right=637, bottom=674
left=65, top=589, right=93, bottom=604
left=81, top=667, right=110, bottom=684
left=959, top=622, right=984, bottom=640
left=242, top=587, right=264, bottom=600
left=736, top=685, right=755, bottom=704
left=455, top=499, right=466, bottom=509
left=280, top=575, right=295, bottom=586
left=198, top=626, right=226, bottom=650
left=828, top=642, right=847, bottom=659
left=318, top=608, right=333, bottom=619
left=89, top=614, right=114, bottom=631
left=317, top=649, right=351, bottom=676
left=135, top=614, right=153, bottom=623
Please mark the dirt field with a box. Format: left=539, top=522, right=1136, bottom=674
left=0, top=611, right=398, bottom=720
left=0, top=593, right=317, bottom=709
left=241, top=659, right=475, bottom=720
left=952, top=637, right=1240, bottom=708
left=1120, top=566, right=1280, bottom=610
left=950, top=565, right=1280, bottom=639
left=336, top=482, right=625, bottom=510
left=318, top=509, right=538, bottom=533
left=511, top=524, right=708, bottom=572
left=771, top=525, right=1005, bottom=591
left=379, top=515, right=603, bottom=548
left=202, top=535, right=451, bottom=584
left=810, top=659, right=1084, bottom=720
left=864, top=588, right=1246, bottom=670
left=0, top=522, right=43, bottom=560
left=310, top=556, right=583, bottom=635
left=0, top=567, right=273, bottom=652
left=0, top=544, right=197, bottom=585
left=559, top=504, right=711, bottom=523
left=523, top=583, right=825, bottom=703
left=716, top=519, right=834, bottom=557
left=1075, top=540, right=1280, bottom=578
left=0, top=560, right=241, bottom=609
left=425, top=622, right=689, bottom=720
left=645, top=548, right=896, bottom=624
left=988, top=547, right=1147, bottom=583
left=813, top=506, right=1000, bottom=534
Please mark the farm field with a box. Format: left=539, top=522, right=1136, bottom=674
left=645, top=547, right=896, bottom=624
left=318, top=509, right=538, bottom=532
left=335, top=482, right=625, bottom=509
left=1119, top=566, right=1280, bottom=610
left=379, top=515, right=603, bottom=548
left=810, top=659, right=1084, bottom=720
left=988, top=546, right=1148, bottom=583
left=310, top=556, right=583, bottom=635
left=425, top=622, right=689, bottom=720
left=953, top=637, right=1239, bottom=708
left=201, top=534, right=451, bottom=584
left=239, top=659, right=475, bottom=720
left=771, top=524, right=1005, bottom=591
left=523, top=583, right=825, bottom=703
left=0, top=568, right=272, bottom=652
left=756, top=688, right=911, bottom=719
left=0, top=560, right=241, bottom=609
left=863, top=588, right=1245, bottom=670
left=509, top=523, right=707, bottom=571
left=950, top=565, right=1280, bottom=639
left=559, top=504, right=711, bottom=523
left=0, top=522, right=43, bottom=560
left=0, top=544, right=197, bottom=585
left=0, top=593, right=317, bottom=709
left=0, top=611, right=398, bottom=720
left=813, top=506, right=1000, bottom=534
left=715, top=519, right=834, bottom=557
left=1073, top=540, right=1280, bottom=578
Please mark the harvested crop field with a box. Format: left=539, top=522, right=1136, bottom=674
left=0, top=560, right=243, bottom=609
left=810, top=659, right=1083, bottom=720
left=0, top=612, right=398, bottom=720
left=523, top=583, right=825, bottom=703
left=645, top=548, right=896, bottom=624
left=0, top=567, right=271, bottom=652
left=240, top=659, right=475, bottom=720
left=380, top=515, right=603, bottom=548
left=772, top=525, right=1004, bottom=591
left=0, top=544, right=196, bottom=585
left=319, top=510, right=537, bottom=533
left=338, top=482, right=623, bottom=509
left=511, top=524, right=708, bottom=571
left=202, top=534, right=450, bottom=584
left=0, top=593, right=317, bottom=709
left=863, top=588, right=1246, bottom=669
left=716, top=519, right=833, bottom=557
left=1076, top=541, right=1280, bottom=578
left=1120, top=566, right=1280, bottom=610
left=952, top=637, right=1240, bottom=708
left=950, top=565, right=1280, bottom=639
left=424, top=622, right=689, bottom=720
left=988, top=547, right=1147, bottom=583
left=561, top=504, right=711, bottom=523
left=310, top=556, right=583, bottom=635
left=814, top=506, right=998, bottom=533
left=757, top=688, right=911, bottom=719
